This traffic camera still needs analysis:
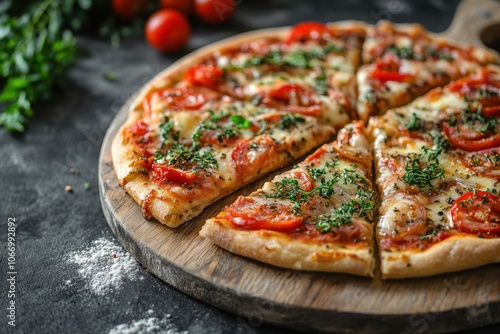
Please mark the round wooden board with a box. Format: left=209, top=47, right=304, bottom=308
left=99, top=2, right=500, bottom=332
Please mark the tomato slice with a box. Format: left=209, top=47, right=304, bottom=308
left=127, top=121, right=149, bottom=136
left=144, top=87, right=209, bottom=114
left=286, top=22, right=330, bottom=44
left=278, top=170, right=314, bottom=192
left=449, top=191, right=500, bottom=237
left=231, top=136, right=278, bottom=176
left=150, top=164, right=197, bottom=186
left=304, top=147, right=326, bottom=163
left=225, top=197, right=304, bottom=231
left=184, top=64, right=223, bottom=89
left=265, top=84, right=321, bottom=117
left=369, top=69, right=412, bottom=83
left=443, top=122, right=500, bottom=151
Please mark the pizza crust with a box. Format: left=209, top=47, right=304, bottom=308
left=380, top=236, right=500, bottom=279
left=201, top=218, right=375, bottom=277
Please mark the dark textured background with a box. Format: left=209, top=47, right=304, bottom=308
left=1, top=0, right=499, bottom=333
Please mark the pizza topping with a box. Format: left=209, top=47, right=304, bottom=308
left=449, top=191, right=500, bottom=237
left=286, top=22, right=330, bottom=44
left=225, top=197, right=304, bottom=231
left=144, top=87, right=212, bottom=113
left=266, top=166, right=373, bottom=232
left=231, top=136, right=278, bottom=176
left=443, top=106, right=500, bottom=151
left=184, top=64, right=224, bottom=89
left=154, top=144, right=219, bottom=171
left=150, top=164, right=197, bottom=186
left=402, top=135, right=446, bottom=191
left=378, top=193, right=427, bottom=240
left=262, top=84, right=321, bottom=117
left=369, top=54, right=413, bottom=83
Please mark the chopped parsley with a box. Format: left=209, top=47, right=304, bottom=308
left=276, top=114, right=306, bottom=130
left=405, top=113, right=423, bottom=131
left=224, top=44, right=345, bottom=70
left=154, top=144, right=219, bottom=170
left=387, top=46, right=415, bottom=60
left=314, top=72, right=329, bottom=96
left=159, top=118, right=179, bottom=147
left=402, top=134, right=446, bottom=191
left=192, top=110, right=253, bottom=144
left=267, top=166, right=373, bottom=231
left=461, top=106, right=497, bottom=134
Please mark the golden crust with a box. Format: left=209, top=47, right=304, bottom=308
left=200, top=218, right=375, bottom=277
left=381, top=236, right=500, bottom=279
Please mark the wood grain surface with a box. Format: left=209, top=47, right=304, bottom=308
left=99, top=1, right=500, bottom=332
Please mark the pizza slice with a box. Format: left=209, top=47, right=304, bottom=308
left=183, top=22, right=366, bottom=129
left=357, top=20, right=499, bottom=121
left=368, top=66, right=500, bottom=279
left=200, top=121, right=376, bottom=276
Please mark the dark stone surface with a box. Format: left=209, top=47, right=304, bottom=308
left=1, top=0, right=499, bottom=333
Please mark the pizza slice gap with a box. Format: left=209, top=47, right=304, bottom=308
left=200, top=121, right=376, bottom=277
left=112, top=80, right=336, bottom=228
left=368, top=65, right=500, bottom=279
left=183, top=22, right=367, bottom=130
left=357, top=20, right=499, bottom=121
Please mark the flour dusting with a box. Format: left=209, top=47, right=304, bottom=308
left=108, top=316, right=187, bottom=334
left=67, top=237, right=140, bottom=295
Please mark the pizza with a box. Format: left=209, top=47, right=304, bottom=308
left=112, top=22, right=365, bottom=227
left=112, top=20, right=500, bottom=278
left=357, top=21, right=499, bottom=121
left=368, top=66, right=500, bottom=278
left=200, top=121, right=375, bottom=276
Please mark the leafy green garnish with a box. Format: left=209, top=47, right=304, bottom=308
left=159, top=118, right=179, bottom=147
left=314, top=72, right=329, bottom=96
left=403, top=135, right=446, bottom=191
left=155, top=144, right=219, bottom=171
left=230, top=115, right=251, bottom=129
left=405, top=113, right=423, bottom=131
left=276, top=114, right=306, bottom=130
left=267, top=167, right=374, bottom=231
left=387, top=46, right=415, bottom=60
left=461, top=106, right=497, bottom=134
left=225, top=44, right=344, bottom=70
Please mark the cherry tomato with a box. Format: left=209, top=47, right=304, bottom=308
left=225, top=197, right=304, bottom=231
left=184, top=64, right=224, bottom=89
left=159, top=0, right=194, bottom=16
left=194, top=0, right=235, bottom=24
left=443, top=122, right=500, bottom=151
left=112, top=0, right=148, bottom=20
left=286, top=22, right=330, bottom=44
left=145, top=9, right=191, bottom=53
left=143, top=87, right=211, bottom=114
left=449, top=191, right=500, bottom=237
left=265, top=84, right=321, bottom=117
left=150, top=164, right=197, bottom=185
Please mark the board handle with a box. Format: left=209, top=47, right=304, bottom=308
left=442, top=0, right=500, bottom=47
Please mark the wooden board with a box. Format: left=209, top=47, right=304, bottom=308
left=99, top=1, right=500, bottom=332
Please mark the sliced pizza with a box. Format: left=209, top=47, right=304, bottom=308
left=184, top=21, right=366, bottom=129
left=368, top=66, right=500, bottom=278
left=357, top=21, right=499, bottom=121
left=112, top=23, right=368, bottom=228
left=200, top=121, right=376, bottom=276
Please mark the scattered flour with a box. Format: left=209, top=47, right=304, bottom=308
left=108, top=316, right=187, bottom=334
left=67, top=237, right=140, bottom=295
